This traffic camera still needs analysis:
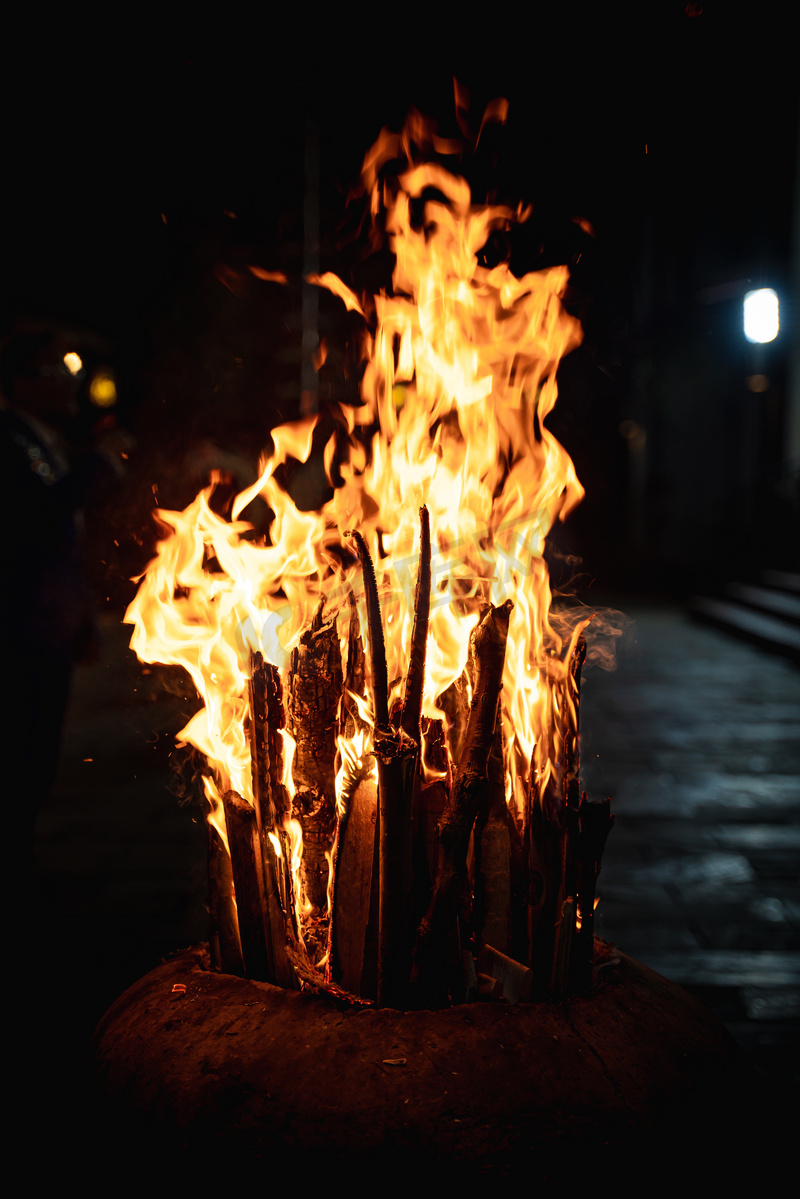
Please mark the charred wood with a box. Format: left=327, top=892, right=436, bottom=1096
left=436, top=674, right=469, bottom=765
left=287, top=601, right=342, bottom=946
left=206, top=820, right=244, bottom=977
left=330, top=777, right=380, bottom=998
left=339, top=587, right=367, bottom=742
left=412, top=600, right=512, bottom=1009
left=399, top=506, right=430, bottom=746
left=248, top=652, right=299, bottom=988
left=474, top=715, right=511, bottom=955
left=526, top=773, right=562, bottom=999
left=349, top=529, right=416, bottom=1008
left=572, top=794, right=614, bottom=992
left=221, top=789, right=272, bottom=981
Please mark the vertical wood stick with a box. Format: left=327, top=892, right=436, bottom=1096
left=412, top=600, right=512, bottom=1008
left=347, top=531, right=389, bottom=728
left=286, top=601, right=342, bottom=961
left=249, top=652, right=298, bottom=988
left=339, top=587, right=367, bottom=741
left=550, top=633, right=588, bottom=998
left=331, top=777, right=380, bottom=996
left=249, top=651, right=299, bottom=983
left=221, top=789, right=272, bottom=980
left=400, top=506, right=430, bottom=745
left=206, top=820, right=244, bottom=976
left=474, top=715, right=511, bottom=954
left=573, top=794, right=614, bottom=992
left=348, top=529, right=415, bottom=1008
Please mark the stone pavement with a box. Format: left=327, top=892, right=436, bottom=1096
left=581, top=603, right=800, bottom=1104
left=23, top=601, right=799, bottom=1159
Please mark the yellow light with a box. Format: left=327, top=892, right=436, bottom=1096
left=63, top=351, right=83, bottom=375
left=743, top=289, right=779, bottom=344
left=89, top=371, right=117, bottom=407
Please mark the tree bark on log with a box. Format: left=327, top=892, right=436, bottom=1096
left=248, top=652, right=298, bottom=989
left=331, top=777, right=380, bottom=998
left=549, top=634, right=587, bottom=999
left=286, top=601, right=342, bottom=956
left=348, top=530, right=416, bottom=1009
left=572, top=794, right=614, bottom=992
left=340, top=588, right=367, bottom=742
left=207, top=820, right=244, bottom=977
left=412, top=600, right=512, bottom=1009
left=221, top=789, right=272, bottom=981
left=400, top=506, right=430, bottom=746
left=474, top=715, right=512, bottom=955
left=436, top=674, right=469, bottom=767
left=526, top=772, right=563, bottom=999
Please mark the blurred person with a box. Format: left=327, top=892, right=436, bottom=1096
left=0, top=328, right=131, bottom=862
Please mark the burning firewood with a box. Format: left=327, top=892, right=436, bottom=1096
left=206, top=821, right=244, bottom=977
left=330, top=777, right=380, bottom=997
left=220, top=789, right=273, bottom=981
left=286, top=599, right=342, bottom=961
left=339, top=587, right=367, bottom=742
left=399, top=506, right=431, bottom=746
left=573, top=794, right=614, bottom=991
left=123, top=102, right=616, bottom=1015
left=348, top=528, right=417, bottom=1009
left=412, top=600, right=512, bottom=1008
left=474, top=715, right=512, bottom=956
left=248, top=651, right=298, bottom=988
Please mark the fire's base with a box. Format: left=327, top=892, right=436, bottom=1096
left=90, top=940, right=761, bottom=1177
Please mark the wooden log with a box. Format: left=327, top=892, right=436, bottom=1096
left=412, top=600, right=512, bottom=1008
left=399, top=506, right=430, bottom=746
left=248, top=652, right=298, bottom=989
left=339, top=587, right=367, bottom=742
left=549, top=634, right=588, bottom=998
left=549, top=896, right=576, bottom=1001
left=507, top=797, right=530, bottom=968
left=287, top=600, right=342, bottom=959
left=526, top=769, right=559, bottom=999
left=260, top=656, right=298, bottom=938
left=572, top=794, right=614, bottom=992
left=436, top=674, right=469, bottom=766
left=221, top=789, right=271, bottom=981
left=346, top=532, right=389, bottom=728
left=330, top=777, right=380, bottom=997
left=474, top=714, right=511, bottom=955
left=348, top=529, right=416, bottom=1009
left=206, top=820, right=244, bottom=977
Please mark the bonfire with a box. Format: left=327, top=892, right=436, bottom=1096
left=124, top=96, right=612, bottom=1011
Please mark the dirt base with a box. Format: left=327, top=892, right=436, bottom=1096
left=89, top=940, right=765, bottom=1178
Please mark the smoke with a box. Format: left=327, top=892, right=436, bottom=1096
left=549, top=600, right=634, bottom=672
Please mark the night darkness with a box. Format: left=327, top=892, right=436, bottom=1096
left=3, top=7, right=797, bottom=604
left=3, top=4, right=799, bottom=1182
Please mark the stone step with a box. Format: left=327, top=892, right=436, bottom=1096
left=725, top=582, right=800, bottom=625
left=761, top=570, right=800, bottom=594
left=688, top=595, right=800, bottom=661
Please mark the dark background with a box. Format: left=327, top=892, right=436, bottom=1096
left=3, top=5, right=799, bottom=1177
left=3, top=4, right=797, bottom=608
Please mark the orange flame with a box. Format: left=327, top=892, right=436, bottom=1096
left=125, top=104, right=586, bottom=956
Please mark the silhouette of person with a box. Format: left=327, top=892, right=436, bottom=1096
left=0, top=328, right=127, bottom=859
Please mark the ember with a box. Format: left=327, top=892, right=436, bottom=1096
left=124, top=98, right=614, bottom=1010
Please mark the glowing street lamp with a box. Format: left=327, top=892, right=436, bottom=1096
left=743, top=288, right=779, bottom=344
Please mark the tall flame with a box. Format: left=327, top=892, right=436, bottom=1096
left=125, top=106, right=586, bottom=953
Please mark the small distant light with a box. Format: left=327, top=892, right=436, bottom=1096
left=744, top=289, right=779, bottom=343
left=746, top=374, right=770, bottom=393
left=63, top=351, right=83, bottom=375
left=89, top=370, right=118, bottom=407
